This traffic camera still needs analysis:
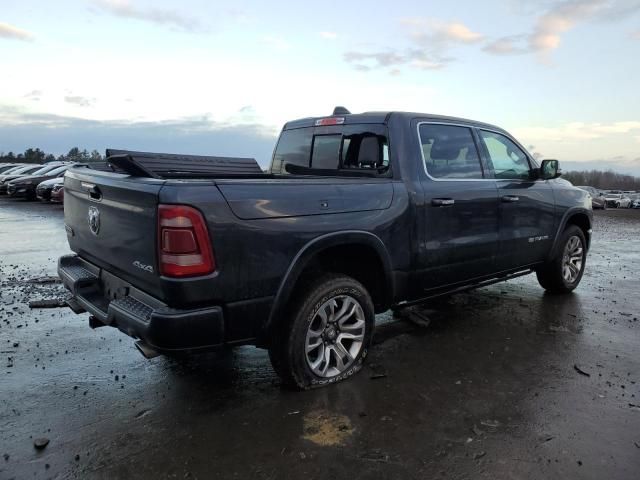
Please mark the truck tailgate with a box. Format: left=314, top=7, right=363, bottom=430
left=63, top=167, right=165, bottom=297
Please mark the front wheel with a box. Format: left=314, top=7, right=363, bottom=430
left=536, top=225, right=586, bottom=293
left=269, top=274, right=374, bottom=389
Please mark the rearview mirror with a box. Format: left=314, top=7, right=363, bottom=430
left=540, top=159, right=561, bottom=180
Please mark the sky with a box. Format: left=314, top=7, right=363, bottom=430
left=1, top=0, right=639, bottom=173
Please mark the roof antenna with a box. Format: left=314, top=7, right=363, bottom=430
left=332, top=106, right=351, bottom=115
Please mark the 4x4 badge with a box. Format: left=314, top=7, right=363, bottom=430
left=88, top=206, right=100, bottom=235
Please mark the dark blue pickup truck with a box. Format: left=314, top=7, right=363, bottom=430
left=59, top=109, right=592, bottom=388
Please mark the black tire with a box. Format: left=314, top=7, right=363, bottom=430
left=268, top=274, right=374, bottom=389
left=536, top=225, right=586, bottom=294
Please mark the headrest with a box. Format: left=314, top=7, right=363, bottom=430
left=430, top=138, right=461, bottom=161
left=357, top=136, right=380, bottom=166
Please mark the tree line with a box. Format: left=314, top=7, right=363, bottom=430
left=0, top=147, right=104, bottom=164
left=562, top=169, right=640, bottom=191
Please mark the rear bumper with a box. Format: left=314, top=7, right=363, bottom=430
left=58, top=254, right=225, bottom=352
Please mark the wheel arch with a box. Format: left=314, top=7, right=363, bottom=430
left=260, top=231, right=394, bottom=345
left=549, top=208, right=592, bottom=259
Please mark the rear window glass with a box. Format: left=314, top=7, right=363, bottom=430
left=271, top=126, right=390, bottom=175
left=419, top=124, right=483, bottom=179
left=311, top=135, right=341, bottom=169
left=271, top=128, right=312, bottom=173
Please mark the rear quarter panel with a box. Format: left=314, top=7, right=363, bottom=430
left=159, top=180, right=412, bottom=310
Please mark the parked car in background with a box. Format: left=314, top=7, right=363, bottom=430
left=7, top=164, right=70, bottom=200
left=604, top=192, right=631, bottom=208
left=36, top=177, right=63, bottom=202
left=0, top=163, right=26, bottom=174
left=0, top=164, right=48, bottom=194
left=576, top=186, right=607, bottom=209
left=629, top=193, right=640, bottom=209
left=50, top=181, right=64, bottom=203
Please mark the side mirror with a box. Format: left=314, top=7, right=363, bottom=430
left=540, top=159, right=561, bottom=180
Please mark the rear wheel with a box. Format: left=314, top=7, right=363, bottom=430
left=536, top=225, right=586, bottom=293
left=268, top=274, right=374, bottom=389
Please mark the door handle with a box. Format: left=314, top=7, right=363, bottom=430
left=431, top=198, right=455, bottom=207
left=501, top=195, right=519, bottom=203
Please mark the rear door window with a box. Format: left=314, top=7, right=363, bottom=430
left=418, top=124, right=484, bottom=179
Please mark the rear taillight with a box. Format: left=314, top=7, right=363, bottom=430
left=158, top=205, right=215, bottom=277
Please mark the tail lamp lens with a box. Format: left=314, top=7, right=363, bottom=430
left=158, top=205, right=215, bottom=277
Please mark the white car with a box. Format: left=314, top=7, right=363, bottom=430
left=604, top=193, right=631, bottom=208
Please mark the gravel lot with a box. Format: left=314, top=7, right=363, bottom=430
left=1, top=198, right=639, bottom=479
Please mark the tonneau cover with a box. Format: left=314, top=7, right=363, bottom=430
left=105, top=149, right=263, bottom=178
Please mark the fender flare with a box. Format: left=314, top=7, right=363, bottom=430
left=262, top=230, right=394, bottom=341
left=548, top=207, right=592, bottom=259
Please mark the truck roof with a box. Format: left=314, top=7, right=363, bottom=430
left=284, top=111, right=507, bottom=134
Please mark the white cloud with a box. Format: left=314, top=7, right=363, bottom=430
left=512, top=120, right=640, bottom=170
left=64, top=95, right=96, bottom=108
left=442, top=22, right=484, bottom=43
left=514, top=121, right=640, bottom=142
left=343, top=19, right=478, bottom=73
left=529, top=1, right=602, bottom=55
left=485, top=0, right=640, bottom=60
left=402, top=18, right=484, bottom=45
left=320, top=31, right=338, bottom=40
left=483, top=36, right=527, bottom=55
left=0, top=22, right=34, bottom=41
left=23, top=90, right=42, bottom=101
left=92, top=0, right=203, bottom=32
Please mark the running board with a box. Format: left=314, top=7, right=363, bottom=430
left=396, top=269, right=534, bottom=309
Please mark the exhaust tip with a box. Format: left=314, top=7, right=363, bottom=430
left=135, top=340, right=160, bottom=359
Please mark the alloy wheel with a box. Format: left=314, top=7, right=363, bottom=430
left=305, top=295, right=366, bottom=378
left=562, top=235, right=583, bottom=284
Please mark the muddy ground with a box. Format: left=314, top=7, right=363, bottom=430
left=1, top=198, right=639, bottom=479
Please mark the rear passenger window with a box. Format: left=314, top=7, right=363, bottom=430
left=418, top=124, right=483, bottom=179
